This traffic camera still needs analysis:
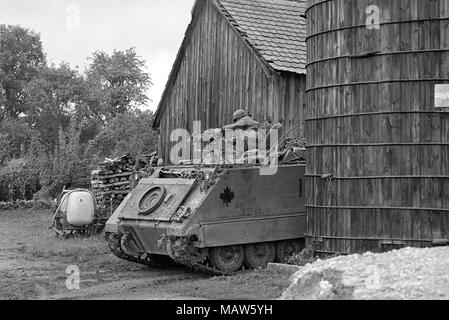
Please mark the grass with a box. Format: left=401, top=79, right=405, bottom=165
left=27, top=235, right=110, bottom=261
left=0, top=209, right=110, bottom=262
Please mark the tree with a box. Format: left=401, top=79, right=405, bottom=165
left=85, top=48, right=152, bottom=122
left=23, top=63, right=86, bottom=152
left=86, top=110, right=158, bottom=159
left=0, top=27, right=155, bottom=200
left=29, top=118, right=92, bottom=198
left=0, top=116, right=35, bottom=165
left=0, top=25, right=46, bottom=119
left=0, top=69, right=7, bottom=117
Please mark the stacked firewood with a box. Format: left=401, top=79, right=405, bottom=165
left=90, top=153, right=158, bottom=214
left=91, top=154, right=136, bottom=214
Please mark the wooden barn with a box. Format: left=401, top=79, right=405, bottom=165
left=153, top=0, right=307, bottom=164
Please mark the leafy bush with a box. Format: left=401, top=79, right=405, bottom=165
left=0, top=117, right=35, bottom=166
left=0, top=199, right=52, bottom=211
left=86, top=110, right=158, bottom=159
left=0, top=111, right=158, bottom=202
left=0, top=158, right=39, bottom=202
left=28, top=118, right=95, bottom=199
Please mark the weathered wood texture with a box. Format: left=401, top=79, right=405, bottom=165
left=305, top=0, right=449, bottom=255
left=156, top=0, right=306, bottom=164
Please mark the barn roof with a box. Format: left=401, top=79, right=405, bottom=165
left=217, top=0, right=307, bottom=74
left=153, top=0, right=307, bottom=129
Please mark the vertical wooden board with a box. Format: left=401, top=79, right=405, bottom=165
left=401, top=206, right=412, bottom=243
left=223, top=24, right=230, bottom=124
left=390, top=209, right=400, bottom=240
left=281, top=76, right=288, bottom=127
left=431, top=209, right=443, bottom=241
left=367, top=208, right=377, bottom=252
left=212, top=10, right=220, bottom=128
left=384, top=208, right=393, bottom=242
left=335, top=208, right=342, bottom=254
left=324, top=207, right=331, bottom=253
left=343, top=208, right=351, bottom=254
left=260, top=70, right=267, bottom=123
left=244, top=50, right=251, bottom=112
left=231, top=31, right=238, bottom=112
left=200, top=13, right=207, bottom=127
left=332, top=207, right=338, bottom=254
left=421, top=210, right=433, bottom=245
left=272, top=74, right=280, bottom=124
left=287, top=74, right=295, bottom=133
left=219, top=19, right=226, bottom=125
left=206, top=4, right=214, bottom=127
left=351, top=207, right=359, bottom=253
left=235, top=39, right=242, bottom=113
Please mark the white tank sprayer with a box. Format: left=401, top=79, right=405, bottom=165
left=51, top=189, right=97, bottom=237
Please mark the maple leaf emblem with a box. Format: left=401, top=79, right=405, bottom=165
left=219, top=187, right=235, bottom=206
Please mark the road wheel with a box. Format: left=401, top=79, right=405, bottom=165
left=210, top=245, right=244, bottom=273
left=276, top=239, right=304, bottom=263
left=243, top=242, right=276, bottom=269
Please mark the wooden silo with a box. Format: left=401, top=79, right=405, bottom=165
left=305, top=0, right=449, bottom=255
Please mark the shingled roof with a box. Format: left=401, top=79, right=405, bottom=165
left=217, top=0, right=307, bottom=74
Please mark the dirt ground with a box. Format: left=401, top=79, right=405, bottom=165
left=0, top=209, right=294, bottom=300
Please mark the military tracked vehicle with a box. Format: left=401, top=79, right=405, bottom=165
left=105, top=164, right=305, bottom=274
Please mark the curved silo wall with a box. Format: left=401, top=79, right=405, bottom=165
left=305, top=0, right=449, bottom=255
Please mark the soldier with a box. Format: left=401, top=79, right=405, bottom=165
left=222, top=109, right=260, bottom=163
left=222, top=109, right=260, bottom=131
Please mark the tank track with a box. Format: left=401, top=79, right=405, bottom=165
left=167, top=235, right=230, bottom=277
left=105, top=232, right=175, bottom=268
left=106, top=232, right=230, bottom=275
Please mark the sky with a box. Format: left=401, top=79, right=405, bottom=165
left=0, top=0, right=196, bottom=111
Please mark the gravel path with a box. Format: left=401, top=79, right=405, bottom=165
left=282, top=247, right=449, bottom=300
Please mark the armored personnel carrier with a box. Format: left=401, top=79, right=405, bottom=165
left=105, top=164, right=305, bottom=274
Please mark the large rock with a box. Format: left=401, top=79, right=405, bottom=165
left=281, top=247, right=449, bottom=300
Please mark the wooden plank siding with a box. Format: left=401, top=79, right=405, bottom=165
left=156, top=0, right=306, bottom=164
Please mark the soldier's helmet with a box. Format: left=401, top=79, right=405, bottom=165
left=232, top=109, right=248, bottom=122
